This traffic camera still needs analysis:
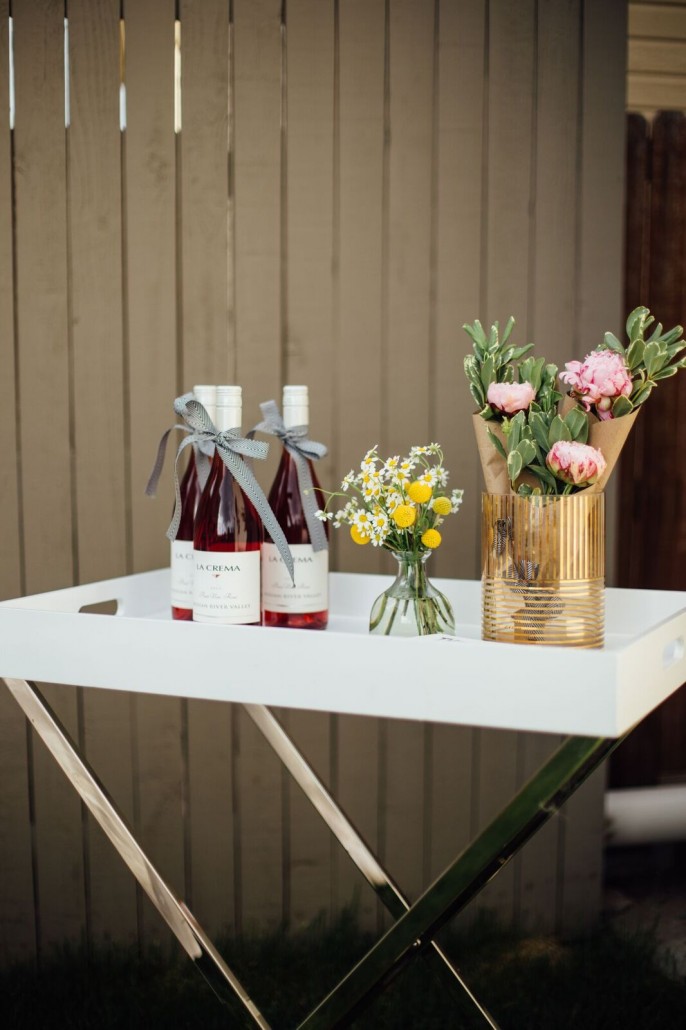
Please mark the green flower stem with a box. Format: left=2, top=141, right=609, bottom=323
left=369, top=550, right=455, bottom=637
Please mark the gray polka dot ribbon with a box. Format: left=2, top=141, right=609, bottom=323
left=145, top=393, right=215, bottom=502
left=147, top=393, right=295, bottom=583
left=250, top=399, right=329, bottom=553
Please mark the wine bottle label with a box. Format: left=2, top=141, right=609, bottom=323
left=261, top=543, right=328, bottom=614
left=170, top=540, right=194, bottom=608
left=193, top=550, right=260, bottom=624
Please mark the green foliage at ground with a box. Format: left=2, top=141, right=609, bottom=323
left=2, top=910, right=684, bottom=1028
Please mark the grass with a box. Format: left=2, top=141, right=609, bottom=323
left=2, top=909, right=685, bottom=1029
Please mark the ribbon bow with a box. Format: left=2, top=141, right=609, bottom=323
left=147, top=393, right=295, bottom=583
left=145, top=392, right=216, bottom=503
left=250, top=399, right=329, bottom=553
left=145, top=391, right=215, bottom=508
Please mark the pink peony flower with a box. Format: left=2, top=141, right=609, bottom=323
left=546, top=440, right=607, bottom=487
left=559, top=349, right=632, bottom=420
left=486, top=381, right=536, bottom=415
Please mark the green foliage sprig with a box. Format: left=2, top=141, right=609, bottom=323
left=601, top=306, right=686, bottom=414
left=463, top=317, right=534, bottom=418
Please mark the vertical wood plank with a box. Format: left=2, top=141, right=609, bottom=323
left=134, top=692, right=185, bottom=947
left=333, top=0, right=386, bottom=935
left=426, top=724, right=474, bottom=885
left=234, top=706, right=283, bottom=931
left=187, top=700, right=235, bottom=937
left=514, top=0, right=582, bottom=934
left=335, top=0, right=385, bottom=575
left=283, top=709, right=332, bottom=928
left=82, top=684, right=138, bottom=947
left=179, top=0, right=235, bottom=942
left=614, top=113, right=650, bottom=625
left=125, top=0, right=177, bottom=574
left=376, top=0, right=436, bottom=934
left=486, top=0, right=536, bottom=328
left=69, top=0, right=138, bottom=949
left=433, top=0, right=487, bottom=582
left=30, top=683, right=86, bottom=952
left=335, top=714, right=380, bottom=931
left=286, top=0, right=335, bottom=486
left=515, top=734, right=562, bottom=932
left=385, top=0, right=434, bottom=455
left=0, top=687, right=34, bottom=963
left=0, top=7, right=34, bottom=965
left=379, top=718, right=425, bottom=919
left=232, top=0, right=284, bottom=932
left=558, top=766, right=607, bottom=932
left=530, top=0, right=581, bottom=382
left=179, top=0, right=231, bottom=387
left=471, top=0, right=537, bottom=928
left=0, top=0, right=21, bottom=603
left=12, top=1, right=84, bottom=955
left=125, top=0, right=185, bottom=948
left=233, top=0, right=282, bottom=431
left=613, top=111, right=686, bottom=787
left=283, top=0, right=336, bottom=928
left=69, top=0, right=127, bottom=586
left=560, top=0, right=628, bottom=922
left=469, top=727, right=518, bottom=925
left=577, top=0, right=628, bottom=353
left=13, top=0, right=73, bottom=594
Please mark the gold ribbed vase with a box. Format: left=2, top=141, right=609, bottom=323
left=481, top=492, right=605, bottom=648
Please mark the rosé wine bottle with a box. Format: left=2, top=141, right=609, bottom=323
left=262, top=385, right=329, bottom=629
left=192, top=385, right=263, bottom=625
left=171, top=384, right=216, bottom=620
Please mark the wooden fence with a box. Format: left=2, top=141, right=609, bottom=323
left=610, top=110, right=686, bottom=789
left=0, top=0, right=627, bottom=964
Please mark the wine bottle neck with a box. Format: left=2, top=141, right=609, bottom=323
left=283, top=392, right=308, bottom=428
left=215, top=402, right=241, bottom=433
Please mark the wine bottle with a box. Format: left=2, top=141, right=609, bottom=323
left=262, top=385, right=329, bottom=629
left=171, top=384, right=216, bottom=620
left=193, top=385, right=263, bottom=625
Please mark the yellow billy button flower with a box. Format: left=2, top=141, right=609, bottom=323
left=421, top=528, right=442, bottom=549
left=407, top=481, right=432, bottom=504
left=432, top=496, right=452, bottom=516
left=350, top=524, right=371, bottom=545
left=392, top=504, right=416, bottom=528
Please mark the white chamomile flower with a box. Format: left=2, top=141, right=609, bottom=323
left=362, top=482, right=382, bottom=501
left=341, top=471, right=355, bottom=492
left=315, top=509, right=333, bottom=522
left=363, top=445, right=380, bottom=464
left=382, top=456, right=400, bottom=478
left=416, top=468, right=438, bottom=487
left=409, top=445, right=430, bottom=458
left=385, top=490, right=403, bottom=513
left=451, top=488, right=464, bottom=513
left=371, top=508, right=390, bottom=534
left=434, top=466, right=449, bottom=488
left=352, top=509, right=373, bottom=530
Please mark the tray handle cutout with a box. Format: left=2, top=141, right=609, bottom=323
left=79, top=599, right=120, bottom=617
left=662, top=636, right=684, bottom=671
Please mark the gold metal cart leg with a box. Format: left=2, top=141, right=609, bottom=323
left=297, top=734, right=622, bottom=1029
left=2, top=678, right=270, bottom=1030
left=244, top=703, right=500, bottom=1028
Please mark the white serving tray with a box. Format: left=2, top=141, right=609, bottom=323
left=1, top=569, right=685, bottom=738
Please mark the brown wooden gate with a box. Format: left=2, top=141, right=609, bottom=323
left=610, top=110, right=686, bottom=787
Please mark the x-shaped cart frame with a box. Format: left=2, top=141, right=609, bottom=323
left=3, top=677, right=623, bottom=1029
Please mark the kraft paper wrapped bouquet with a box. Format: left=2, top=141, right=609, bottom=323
left=464, top=307, right=686, bottom=647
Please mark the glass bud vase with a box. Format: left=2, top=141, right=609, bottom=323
left=369, top=551, right=455, bottom=637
